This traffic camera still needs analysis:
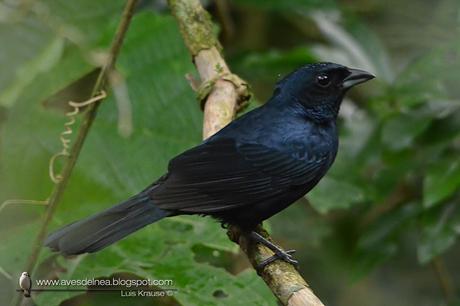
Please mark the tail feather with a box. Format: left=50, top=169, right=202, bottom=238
left=45, top=194, right=171, bottom=255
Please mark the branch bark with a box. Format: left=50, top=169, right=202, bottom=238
left=168, top=1, right=325, bottom=305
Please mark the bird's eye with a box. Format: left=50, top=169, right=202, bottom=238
left=316, top=75, right=331, bottom=87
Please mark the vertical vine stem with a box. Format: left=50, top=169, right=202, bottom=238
left=14, top=1, right=138, bottom=305
left=168, top=0, right=325, bottom=305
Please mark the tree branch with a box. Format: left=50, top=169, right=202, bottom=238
left=14, top=1, right=138, bottom=305
left=168, top=1, right=325, bottom=305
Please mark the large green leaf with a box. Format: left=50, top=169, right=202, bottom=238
left=0, top=0, right=125, bottom=107
left=392, top=43, right=460, bottom=109
left=309, top=11, right=379, bottom=78
left=345, top=17, right=394, bottom=83
left=308, top=177, right=365, bottom=214
left=417, top=203, right=460, bottom=264
left=0, top=11, right=275, bottom=306
left=381, top=113, right=431, bottom=151
left=352, top=203, right=420, bottom=279
left=34, top=221, right=275, bottom=306
left=423, top=158, right=460, bottom=208
left=0, top=7, right=54, bottom=102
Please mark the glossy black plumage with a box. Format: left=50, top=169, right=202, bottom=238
left=45, top=62, right=374, bottom=255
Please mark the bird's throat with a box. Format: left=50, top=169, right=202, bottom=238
left=302, top=101, right=340, bottom=123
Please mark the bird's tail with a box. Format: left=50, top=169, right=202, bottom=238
left=45, top=193, right=171, bottom=255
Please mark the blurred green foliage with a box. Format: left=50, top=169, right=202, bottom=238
left=1, top=0, right=460, bottom=306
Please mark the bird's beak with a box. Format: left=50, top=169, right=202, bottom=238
left=342, top=68, right=375, bottom=89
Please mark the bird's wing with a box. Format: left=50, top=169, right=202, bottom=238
left=152, top=138, right=328, bottom=213
left=19, top=276, right=31, bottom=290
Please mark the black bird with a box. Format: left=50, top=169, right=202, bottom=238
left=45, top=62, right=374, bottom=268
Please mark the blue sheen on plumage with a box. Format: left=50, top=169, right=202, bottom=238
left=45, top=62, right=374, bottom=255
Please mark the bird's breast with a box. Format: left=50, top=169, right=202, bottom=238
left=281, top=120, right=336, bottom=155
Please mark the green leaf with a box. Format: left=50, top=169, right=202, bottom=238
left=0, top=220, right=42, bottom=305
left=381, top=114, right=430, bottom=151
left=351, top=241, right=397, bottom=281
left=358, top=204, right=420, bottom=250
left=345, top=16, right=394, bottom=83
left=1, top=11, right=274, bottom=306
left=392, top=43, right=460, bottom=108
left=419, top=110, right=460, bottom=147
left=35, top=219, right=276, bottom=306
left=232, top=47, right=317, bottom=82
left=423, top=159, right=460, bottom=208
left=352, top=203, right=420, bottom=278
left=417, top=203, right=460, bottom=264
left=0, top=36, right=65, bottom=107
left=310, top=11, right=380, bottom=79
left=39, top=0, right=126, bottom=46
left=0, top=11, right=54, bottom=99
left=0, top=0, right=125, bottom=107
left=308, top=177, right=365, bottom=214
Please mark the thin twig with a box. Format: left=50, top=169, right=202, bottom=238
left=168, top=0, right=325, bottom=305
left=431, top=256, right=456, bottom=303
left=0, top=199, right=48, bottom=215
left=13, top=1, right=138, bottom=305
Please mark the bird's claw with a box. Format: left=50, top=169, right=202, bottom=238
left=283, top=249, right=298, bottom=263
left=256, top=249, right=299, bottom=272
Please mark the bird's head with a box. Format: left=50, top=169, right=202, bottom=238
left=21, top=272, right=29, bottom=277
left=274, top=62, right=374, bottom=120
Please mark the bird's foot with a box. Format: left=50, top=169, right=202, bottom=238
left=256, top=249, right=298, bottom=271
left=248, top=231, right=299, bottom=272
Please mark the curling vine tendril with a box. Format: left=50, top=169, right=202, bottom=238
left=49, top=90, right=107, bottom=183
left=0, top=91, right=107, bottom=212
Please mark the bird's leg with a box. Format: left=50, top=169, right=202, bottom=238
left=248, top=231, right=298, bottom=271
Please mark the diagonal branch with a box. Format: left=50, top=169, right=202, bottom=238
left=14, top=1, right=138, bottom=305
left=167, top=0, right=325, bottom=305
